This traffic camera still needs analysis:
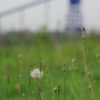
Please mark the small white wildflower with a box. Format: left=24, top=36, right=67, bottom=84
left=53, top=87, right=57, bottom=93
left=72, top=58, right=76, bottom=63
left=30, top=68, right=43, bottom=79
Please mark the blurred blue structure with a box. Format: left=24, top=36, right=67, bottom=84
left=70, top=0, right=80, bottom=4
left=65, top=0, right=82, bottom=32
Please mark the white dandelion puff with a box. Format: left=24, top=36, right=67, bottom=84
left=30, top=68, right=43, bottom=79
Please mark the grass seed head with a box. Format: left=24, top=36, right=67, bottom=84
left=58, top=85, right=60, bottom=94
left=75, top=67, right=79, bottom=71
left=63, top=63, right=66, bottom=71
left=88, top=72, right=91, bottom=78
left=82, top=34, right=85, bottom=39
left=72, top=58, right=76, bottom=64
left=7, top=73, right=9, bottom=83
left=69, top=67, right=72, bottom=74
left=19, top=70, right=23, bottom=78
left=40, top=61, right=42, bottom=72
left=36, top=92, right=38, bottom=100
left=29, top=78, right=31, bottom=86
left=96, top=53, right=100, bottom=58
left=22, top=93, right=25, bottom=97
left=38, top=84, right=42, bottom=91
left=88, top=85, right=91, bottom=90
left=46, top=65, right=48, bottom=73
left=53, top=87, right=57, bottom=93
left=93, top=80, right=96, bottom=84
left=81, top=26, right=86, bottom=32
left=19, top=54, right=23, bottom=58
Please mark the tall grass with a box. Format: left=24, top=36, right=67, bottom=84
left=0, top=32, right=100, bottom=100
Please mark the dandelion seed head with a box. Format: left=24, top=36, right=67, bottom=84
left=30, top=68, right=43, bottom=79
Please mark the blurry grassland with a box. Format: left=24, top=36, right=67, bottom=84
left=0, top=31, right=100, bottom=100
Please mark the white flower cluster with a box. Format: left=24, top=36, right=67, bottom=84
left=30, top=68, right=43, bottom=79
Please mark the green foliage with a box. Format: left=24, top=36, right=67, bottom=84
left=0, top=33, right=100, bottom=100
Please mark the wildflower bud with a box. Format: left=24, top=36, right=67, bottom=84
left=69, top=67, right=72, bottom=74
left=88, top=85, right=91, bottom=90
left=22, top=93, right=25, bottom=97
left=96, top=53, right=100, bottom=58
left=7, top=73, right=9, bottom=78
left=46, top=65, right=48, bottom=73
left=19, top=54, right=22, bottom=58
left=63, top=63, right=66, bottom=71
left=88, top=72, right=91, bottom=78
left=84, top=67, right=87, bottom=73
left=82, top=34, right=85, bottom=39
left=7, top=73, right=9, bottom=83
left=75, top=67, right=79, bottom=71
left=36, top=92, right=38, bottom=100
left=19, top=70, right=23, bottom=78
left=38, top=84, right=42, bottom=91
left=53, top=87, right=57, bottom=93
left=72, top=58, right=76, bottom=64
left=29, top=78, right=31, bottom=86
left=63, top=63, right=65, bottom=66
left=58, top=85, right=60, bottom=94
left=40, top=61, right=42, bottom=72
left=93, top=80, right=96, bottom=84
left=81, top=26, right=86, bottom=32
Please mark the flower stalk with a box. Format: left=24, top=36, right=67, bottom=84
left=19, top=70, right=23, bottom=100
left=81, top=26, right=94, bottom=100
left=63, top=63, right=66, bottom=100
left=36, top=92, right=38, bottom=100
left=58, top=85, right=60, bottom=100
left=29, top=78, right=31, bottom=100
left=7, top=73, right=12, bottom=100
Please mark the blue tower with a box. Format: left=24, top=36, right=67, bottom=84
left=65, top=0, right=82, bottom=31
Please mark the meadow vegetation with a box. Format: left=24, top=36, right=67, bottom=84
left=0, top=30, right=100, bottom=100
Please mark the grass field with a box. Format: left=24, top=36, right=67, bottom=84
left=0, top=32, right=100, bottom=100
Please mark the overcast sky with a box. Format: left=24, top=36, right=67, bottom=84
left=0, top=0, right=100, bottom=32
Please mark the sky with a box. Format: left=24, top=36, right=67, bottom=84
left=0, top=0, right=100, bottom=32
